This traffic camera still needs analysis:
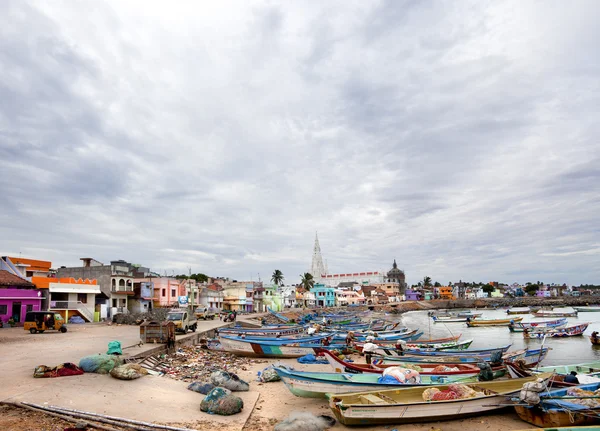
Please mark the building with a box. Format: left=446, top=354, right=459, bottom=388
left=386, top=260, right=407, bottom=295
left=372, top=282, right=402, bottom=302
left=57, top=258, right=147, bottom=319
left=222, top=281, right=256, bottom=312
left=0, top=270, right=41, bottom=325
left=405, top=289, right=423, bottom=301
left=48, top=277, right=101, bottom=322
left=438, top=286, right=456, bottom=300
left=312, top=284, right=336, bottom=307
left=335, top=288, right=364, bottom=306
left=279, top=285, right=297, bottom=308
left=263, top=284, right=283, bottom=312
left=197, top=283, right=224, bottom=311
left=130, top=281, right=155, bottom=314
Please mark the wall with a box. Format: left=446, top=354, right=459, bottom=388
left=57, top=266, right=112, bottom=299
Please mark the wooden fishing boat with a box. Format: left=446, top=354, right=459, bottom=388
left=328, top=374, right=552, bottom=425
left=523, top=323, right=589, bottom=338
left=382, top=347, right=548, bottom=368
left=506, top=361, right=600, bottom=387
left=432, top=315, right=472, bottom=323
left=509, top=318, right=567, bottom=332
left=466, top=317, right=523, bottom=327
left=267, top=306, right=290, bottom=322
left=332, top=329, right=424, bottom=343
left=393, top=344, right=512, bottom=356
left=218, top=326, right=305, bottom=337
left=533, top=310, right=578, bottom=318
left=320, top=349, right=506, bottom=377
left=574, top=306, right=600, bottom=312
left=274, top=366, right=482, bottom=398
left=514, top=382, right=600, bottom=428
left=218, top=334, right=331, bottom=358
left=354, top=339, right=474, bottom=356
left=514, top=427, right=600, bottom=431
left=507, top=307, right=532, bottom=315
left=591, top=335, right=600, bottom=345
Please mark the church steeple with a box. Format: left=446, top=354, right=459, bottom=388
left=310, top=232, right=326, bottom=278
left=393, top=259, right=398, bottom=269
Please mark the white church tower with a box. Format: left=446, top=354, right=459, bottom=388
left=310, top=232, right=326, bottom=280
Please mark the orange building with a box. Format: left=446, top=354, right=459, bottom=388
left=438, top=286, right=456, bottom=300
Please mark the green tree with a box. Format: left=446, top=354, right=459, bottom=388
left=525, top=284, right=539, bottom=296
left=434, top=281, right=441, bottom=287
left=271, top=269, right=284, bottom=286
left=190, top=273, right=209, bottom=283
left=300, top=272, right=315, bottom=290
left=423, top=276, right=432, bottom=287
left=482, top=284, right=495, bottom=297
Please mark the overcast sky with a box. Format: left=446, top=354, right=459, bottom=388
left=1, top=1, right=599, bottom=286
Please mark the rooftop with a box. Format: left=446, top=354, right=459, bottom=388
left=0, top=270, right=36, bottom=288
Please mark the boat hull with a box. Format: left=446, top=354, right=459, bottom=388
left=467, top=317, right=523, bottom=327
left=219, top=337, right=318, bottom=358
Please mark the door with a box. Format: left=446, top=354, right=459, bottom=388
left=12, top=302, right=21, bottom=323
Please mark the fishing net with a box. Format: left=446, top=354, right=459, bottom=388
left=200, top=387, right=244, bottom=415
left=431, top=365, right=459, bottom=373
left=211, top=370, right=250, bottom=391
left=79, top=354, right=124, bottom=374
left=188, top=382, right=215, bottom=394
left=109, top=363, right=148, bottom=380
left=566, top=388, right=600, bottom=407
left=448, top=384, right=483, bottom=398
left=431, top=390, right=459, bottom=401
left=422, top=388, right=440, bottom=401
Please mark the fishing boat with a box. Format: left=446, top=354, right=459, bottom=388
left=591, top=334, right=600, bottom=345
left=320, top=349, right=506, bottom=377
left=391, top=344, right=512, bottom=356
left=515, top=427, right=600, bottom=431
left=274, top=366, right=483, bottom=398
left=514, top=382, right=600, bottom=428
left=509, top=318, right=568, bottom=332
left=432, top=315, right=473, bottom=323
left=533, top=310, right=578, bottom=318
left=381, top=348, right=549, bottom=368
left=523, top=323, right=589, bottom=338
left=218, top=334, right=332, bottom=358
left=466, top=317, right=523, bottom=327
left=506, top=360, right=600, bottom=386
left=355, top=339, right=474, bottom=356
left=327, top=374, right=552, bottom=425
left=574, top=306, right=600, bottom=312
left=331, top=329, right=424, bottom=343
left=507, top=307, right=532, bottom=315
left=218, top=326, right=305, bottom=337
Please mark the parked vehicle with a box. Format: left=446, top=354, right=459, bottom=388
left=195, top=307, right=216, bottom=320
left=24, top=312, right=67, bottom=334
left=167, top=307, right=198, bottom=333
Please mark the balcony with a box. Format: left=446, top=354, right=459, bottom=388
left=111, top=286, right=135, bottom=295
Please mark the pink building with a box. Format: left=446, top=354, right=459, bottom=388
left=135, top=277, right=186, bottom=307
left=0, top=270, right=42, bottom=325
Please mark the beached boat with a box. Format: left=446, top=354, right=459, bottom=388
left=533, top=310, right=578, bottom=318
left=514, top=427, right=600, bottom=431
left=328, top=374, right=552, bottom=425
left=506, top=360, right=600, bottom=387
left=523, top=323, right=589, bottom=338
left=507, top=307, right=532, bottom=315
left=218, top=334, right=331, bottom=358
left=431, top=315, right=473, bottom=323
left=218, top=326, right=305, bottom=337
left=509, top=318, right=567, bottom=332
left=393, top=344, right=512, bottom=356
left=320, top=349, right=505, bottom=377
left=332, top=329, right=424, bottom=343
left=514, top=382, right=600, bottom=428
left=274, top=366, right=482, bottom=399
left=466, top=317, right=523, bottom=327
left=574, top=306, right=600, bottom=312
left=373, top=339, right=474, bottom=354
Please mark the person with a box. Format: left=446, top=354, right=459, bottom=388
left=322, top=316, right=328, bottom=325
left=345, top=331, right=355, bottom=347
left=362, top=336, right=378, bottom=365
left=307, top=324, right=317, bottom=336
left=321, top=336, right=331, bottom=346
left=233, top=310, right=237, bottom=321
left=592, top=331, right=599, bottom=344
left=261, top=317, right=266, bottom=326
left=564, top=371, right=579, bottom=384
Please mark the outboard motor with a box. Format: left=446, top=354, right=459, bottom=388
left=477, top=362, right=494, bottom=381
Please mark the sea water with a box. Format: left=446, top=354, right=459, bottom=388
left=394, top=308, right=600, bottom=365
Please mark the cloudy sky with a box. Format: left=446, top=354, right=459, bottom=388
left=1, top=1, right=599, bottom=286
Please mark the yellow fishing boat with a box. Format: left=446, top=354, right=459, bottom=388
left=466, top=317, right=523, bottom=327
left=327, top=373, right=552, bottom=426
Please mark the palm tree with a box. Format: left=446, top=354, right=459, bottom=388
left=300, top=272, right=315, bottom=290
left=271, top=269, right=284, bottom=286
left=423, top=276, right=432, bottom=287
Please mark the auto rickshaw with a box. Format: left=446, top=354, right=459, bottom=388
left=24, top=312, right=67, bottom=334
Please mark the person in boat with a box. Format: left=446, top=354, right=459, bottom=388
left=508, top=319, right=515, bottom=330
left=564, top=371, right=579, bottom=384
left=523, top=327, right=529, bottom=337
left=322, top=316, right=328, bottom=325
left=394, top=339, right=406, bottom=355
left=321, top=336, right=331, bottom=346
left=592, top=331, right=599, bottom=344
left=362, top=336, right=379, bottom=365
left=345, top=331, right=356, bottom=347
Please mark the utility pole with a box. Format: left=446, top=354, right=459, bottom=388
left=188, top=267, right=194, bottom=310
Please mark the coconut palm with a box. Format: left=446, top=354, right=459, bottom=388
left=423, top=276, right=432, bottom=287
left=271, top=269, right=284, bottom=286
left=300, top=272, right=315, bottom=290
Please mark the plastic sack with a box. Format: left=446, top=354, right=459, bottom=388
left=377, top=375, right=405, bottom=385
left=383, top=367, right=421, bottom=384
left=211, top=370, right=250, bottom=391
left=188, top=382, right=215, bottom=394
left=200, top=387, right=244, bottom=415
left=297, top=354, right=328, bottom=364
left=110, top=363, right=148, bottom=380
left=107, top=341, right=123, bottom=355
left=519, top=379, right=546, bottom=405
left=257, top=366, right=281, bottom=383
left=79, top=354, right=124, bottom=374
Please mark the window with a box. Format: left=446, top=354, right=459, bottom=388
left=162, top=289, right=166, bottom=297
left=77, top=293, right=87, bottom=303
left=26, top=305, right=33, bottom=312
left=171, top=289, right=176, bottom=297
left=112, top=299, right=117, bottom=307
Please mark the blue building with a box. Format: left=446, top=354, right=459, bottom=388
left=312, top=283, right=336, bottom=307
